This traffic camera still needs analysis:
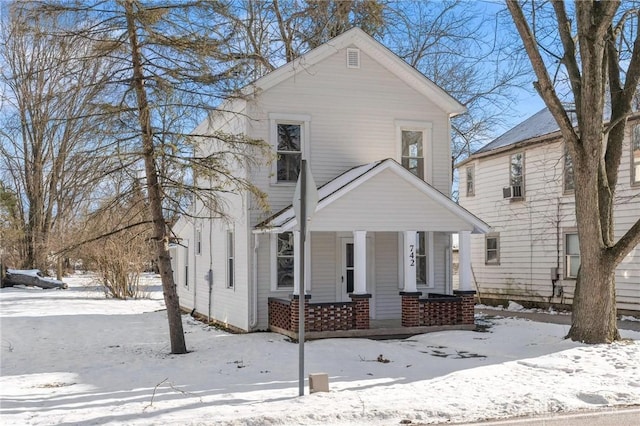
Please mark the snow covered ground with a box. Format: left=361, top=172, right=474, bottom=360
left=1, top=273, right=639, bottom=425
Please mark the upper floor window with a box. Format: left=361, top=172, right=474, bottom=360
left=270, top=113, right=310, bottom=184
left=485, top=233, right=500, bottom=265
left=565, top=232, right=580, bottom=279
left=396, top=121, right=431, bottom=182
left=466, top=165, right=475, bottom=196
left=510, top=152, right=524, bottom=197
left=277, top=123, right=301, bottom=182
left=401, top=130, right=424, bottom=179
left=564, top=145, right=574, bottom=192
left=633, top=125, right=640, bottom=185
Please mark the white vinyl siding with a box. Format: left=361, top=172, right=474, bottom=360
left=248, top=48, right=451, bottom=215
left=459, top=133, right=640, bottom=313
left=174, top=193, right=251, bottom=331
left=308, top=168, right=474, bottom=232
left=309, top=232, right=337, bottom=303
left=375, top=232, right=401, bottom=319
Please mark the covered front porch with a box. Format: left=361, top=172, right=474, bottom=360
left=256, top=159, right=489, bottom=339
left=267, top=289, right=477, bottom=340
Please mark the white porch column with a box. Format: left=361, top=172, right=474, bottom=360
left=459, top=231, right=472, bottom=291
left=403, top=230, right=417, bottom=293
left=353, top=230, right=367, bottom=294
left=293, top=230, right=301, bottom=295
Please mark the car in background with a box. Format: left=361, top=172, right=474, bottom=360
left=1, top=269, right=68, bottom=289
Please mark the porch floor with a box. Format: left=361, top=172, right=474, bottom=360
left=270, top=321, right=475, bottom=341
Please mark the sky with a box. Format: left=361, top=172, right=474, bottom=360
left=1, top=273, right=639, bottom=425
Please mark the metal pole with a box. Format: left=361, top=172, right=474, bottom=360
left=298, top=160, right=306, bottom=397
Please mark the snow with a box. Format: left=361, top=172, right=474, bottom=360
left=2, top=274, right=639, bottom=425
left=476, top=302, right=571, bottom=316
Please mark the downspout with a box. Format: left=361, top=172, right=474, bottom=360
left=208, top=180, right=214, bottom=323
left=250, top=233, right=259, bottom=329
left=207, top=268, right=213, bottom=324
left=193, top=221, right=197, bottom=312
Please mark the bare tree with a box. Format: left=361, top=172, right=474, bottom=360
left=30, top=0, right=270, bottom=354
left=0, top=3, right=115, bottom=273
left=382, top=0, right=530, bottom=164
left=83, top=179, right=153, bottom=299
left=226, top=0, right=386, bottom=82
left=228, top=0, right=529, bottom=182
left=507, top=0, right=640, bottom=343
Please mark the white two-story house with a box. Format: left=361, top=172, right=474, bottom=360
left=457, top=108, right=640, bottom=315
left=171, top=28, right=490, bottom=337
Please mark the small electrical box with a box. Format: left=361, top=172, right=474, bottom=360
left=309, top=373, right=329, bottom=393
left=550, top=267, right=559, bottom=280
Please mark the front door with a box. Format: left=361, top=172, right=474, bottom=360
left=340, top=238, right=354, bottom=301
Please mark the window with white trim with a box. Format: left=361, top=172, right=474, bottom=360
left=270, top=114, right=310, bottom=184
left=510, top=152, right=524, bottom=197
left=633, top=125, right=640, bottom=185
left=401, top=130, right=424, bottom=179
left=276, top=232, right=294, bottom=289
left=227, top=231, right=234, bottom=288
left=276, top=123, right=301, bottom=182
left=466, top=165, right=475, bottom=196
left=416, top=231, right=427, bottom=285
left=565, top=232, right=580, bottom=279
left=396, top=121, right=431, bottom=182
left=485, top=234, right=500, bottom=265
left=196, top=228, right=202, bottom=255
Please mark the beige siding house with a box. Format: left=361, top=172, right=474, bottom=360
left=457, top=108, right=640, bottom=314
left=172, top=28, right=490, bottom=336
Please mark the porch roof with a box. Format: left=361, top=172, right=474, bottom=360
left=255, top=159, right=490, bottom=234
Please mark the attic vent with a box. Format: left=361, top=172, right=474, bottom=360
left=346, top=48, right=360, bottom=69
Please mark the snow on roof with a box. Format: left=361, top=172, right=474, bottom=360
left=257, top=158, right=491, bottom=234
left=473, top=103, right=624, bottom=156
left=257, top=160, right=385, bottom=229
left=474, top=108, right=561, bottom=155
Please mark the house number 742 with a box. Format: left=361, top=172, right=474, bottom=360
left=408, top=244, right=415, bottom=266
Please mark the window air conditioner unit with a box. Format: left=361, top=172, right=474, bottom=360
left=503, top=185, right=523, bottom=199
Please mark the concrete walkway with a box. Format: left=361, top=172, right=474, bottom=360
left=475, top=307, right=640, bottom=332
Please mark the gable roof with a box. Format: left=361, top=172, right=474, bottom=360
left=474, top=108, right=560, bottom=155
left=243, top=27, right=466, bottom=116
left=256, top=158, right=490, bottom=234
left=461, top=105, right=639, bottom=166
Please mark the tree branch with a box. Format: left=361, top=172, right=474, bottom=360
left=506, top=0, right=579, bottom=148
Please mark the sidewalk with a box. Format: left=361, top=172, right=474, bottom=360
left=475, top=307, right=640, bottom=332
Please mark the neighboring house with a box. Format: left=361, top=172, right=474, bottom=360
left=457, top=108, right=640, bottom=315
left=171, top=28, right=490, bottom=337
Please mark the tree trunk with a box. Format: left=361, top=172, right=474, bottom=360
left=566, top=136, right=620, bottom=343
left=568, top=262, right=620, bottom=343
left=124, top=0, right=187, bottom=354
